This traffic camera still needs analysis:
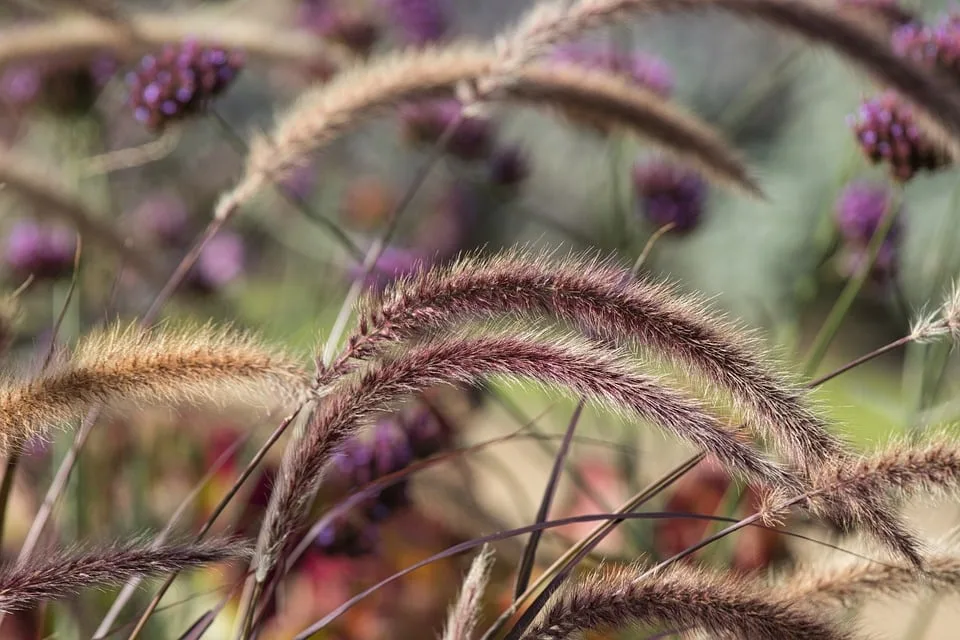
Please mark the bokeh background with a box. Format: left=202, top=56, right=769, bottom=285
left=2, top=0, right=960, bottom=637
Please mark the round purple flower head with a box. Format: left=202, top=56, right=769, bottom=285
left=848, top=91, right=950, bottom=181
left=189, top=231, right=245, bottom=292
left=380, top=0, right=448, bottom=45
left=130, top=192, right=189, bottom=246
left=632, top=159, right=708, bottom=233
left=551, top=44, right=674, bottom=97
left=835, top=181, right=903, bottom=245
left=399, top=99, right=493, bottom=161
left=126, top=39, right=244, bottom=131
left=4, top=221, right=76, bottom=281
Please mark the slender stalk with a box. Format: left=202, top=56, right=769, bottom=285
left=803, top=186, right=903, bottom=376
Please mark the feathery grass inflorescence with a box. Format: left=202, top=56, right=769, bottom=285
left=757, top=433, right=960, bottom=567
left=0, top=323, right=307, bottom=454
left=0, top=537, right=250, bottom=613
left=521, top=562, right=850, bottom=640
left=259, top=331, right=793, bottom=581
left=775, top=551, right=960, bottom=607
left=0, top=11, right=354, bottom=69
left=442, top=545, right=495, bottom=640
left=482, top=0, right=960, bottom=158
left=215, top=45, right=756, bottom=220
left=328, top=252, right=842, bottom=476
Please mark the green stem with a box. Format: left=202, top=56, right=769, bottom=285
left=803, top=187, right=903, bottom=377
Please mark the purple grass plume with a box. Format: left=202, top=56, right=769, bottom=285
left=399, top=99, right=494, bottom=161
left=126, top=40, right=244, bottom=131
left=3, top=221, right=75, bottom=282
left=633, top=158, right=708, bottom=233
left=380, top=0, right=448, bottom=45
left=848, top=91, right=950, bottom=181
left=838, top=0, right=917, bottom=29
left=551, top=44, right=675, bottom=97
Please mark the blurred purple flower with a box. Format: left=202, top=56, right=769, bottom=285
left=380, top=0, right=448, bottom=45
left=3, top=221, right=76, bottom=281
left=488, top=146, right=530, bottom=188
left=0, top=65, right=42, bottom=106
left=297, top=0, right=380, bottom=56
left=848, top=91, right=950, bottom=181
left=126, top=39, right=244, bottom=131
left=632, top=159, right=707, bottom=233
left=399, top=99, right=493, bottom=161
left=130, top=192, right=189, bottom=246
left=838, top=242, right=899, bottom=283
left=835, top=181, right=903, bottom=245
left=189, top=231, right=245, bottom=292
left=892, top=15, right=960, bottom=70
left=551, top=44, right=674, bottom=97
left=315, top=406, right=453, bottom=557
left=348, top=246, right=423, bottom=292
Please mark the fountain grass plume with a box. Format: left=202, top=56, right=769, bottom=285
left=522, top=561, right=851, bottom=640
left=0, top=537, right=250, bottom=613
left=0, top=322, right=307, bottom=455
left=215, top=44, right=757, bottom=221
left=258, top=329, right=793, bottom=582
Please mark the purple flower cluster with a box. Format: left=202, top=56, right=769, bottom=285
left=551, top=44, right=675, bottom=97
left=297, top=0, right=381, bottom=56
left=380, top=0, right=448, bottom=45
left=632, top=159, right=708, bottom=233
left=3, top=220, right=76, bottom=281
left=834, top=181, right=903, bottom=281
left=315, top=407, right=453, bottom=556
left=891, top=15, right=960, bottom=70
left=847, top=91, right=950, bottom=181
left=126, top=40, right=244, bottom=131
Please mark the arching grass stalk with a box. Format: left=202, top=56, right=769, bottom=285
left=803, top=185, right=903, bottom=377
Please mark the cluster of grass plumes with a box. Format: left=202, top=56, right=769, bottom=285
left=0, top=322, right=307, bottom=454
left=335, top=251, right=843, bottom=475
left=215, top=44, right=756, bottom=221
left=0, top=537, right=250, bottom=613
left=259, top=329, right=794, bottom=580
left=522, top=562, right=850, bottom=640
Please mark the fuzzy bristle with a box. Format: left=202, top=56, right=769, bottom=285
left=523, top=562, right=850, bottom=640
left=0, top=323, right=307, bottom=454
left=0, top=537, right=250, bottom=613
left=442, top=545, right=496, bottom=640
left=259, top=330, right=791, bottom=582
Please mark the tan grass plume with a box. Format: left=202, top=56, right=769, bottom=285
left=216, top=45, right=756, bottom=220
left=442, top=545, right=495, bottom=640
left=0, top=537, right=250, bottom=613
left=522, top=562, right=850, bottom=640
left=0, top=323, right=307, bottom=454
left=259, top=331, right=792, bottom=580
left=483, top=0, right=960, bottom=158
